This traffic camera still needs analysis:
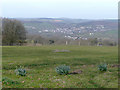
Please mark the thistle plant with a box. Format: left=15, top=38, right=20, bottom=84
left=55, top=65, right=70, bottom=75
left=15, top=66, right=26, bottom=76
left=98, top=63, right=107, bottom=71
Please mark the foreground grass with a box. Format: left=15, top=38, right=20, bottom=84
left=2, top=45, right=118, bottom=88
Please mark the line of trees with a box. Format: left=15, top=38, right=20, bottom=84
left=2, top=18, right=26, bottom=46
left=25, top=35, right=117, bottom=46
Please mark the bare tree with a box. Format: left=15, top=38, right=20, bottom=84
left=2, top=18, right=26, bottom=46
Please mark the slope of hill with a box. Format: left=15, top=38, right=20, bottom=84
left=16, top=18, right=118, bottom=41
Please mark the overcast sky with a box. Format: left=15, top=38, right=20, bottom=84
left=1, top=0, right=119, bottom=19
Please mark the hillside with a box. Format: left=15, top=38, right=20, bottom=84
left=16, top=18, right=118, bottom=41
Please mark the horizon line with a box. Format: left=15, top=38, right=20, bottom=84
left=1, top=17, right=118, bottom=20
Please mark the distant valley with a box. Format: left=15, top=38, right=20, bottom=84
left=16, top=18, right=118, bottom=41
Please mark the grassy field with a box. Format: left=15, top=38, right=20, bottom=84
left=2, top=45, right=118, bottom=88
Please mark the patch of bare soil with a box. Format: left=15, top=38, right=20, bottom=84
left=53, top=49, right=70, bottom=52
left=25, top=68, right=32, bottom=71
left=69, top=69, right=82, bottom=74
left=111, top=64, right=120, bottom=68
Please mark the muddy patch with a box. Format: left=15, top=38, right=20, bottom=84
left=111, top=64, right=120, bottom=68
left=53, top=49, right=70, bottom=52
left=69, top=69, right=82, bottom=74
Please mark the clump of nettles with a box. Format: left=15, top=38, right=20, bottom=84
left=55, top=65, right=70, bottom=75
left=15, top=66, right=26, bottom=76
left=98, top=63, right=107, bottom=71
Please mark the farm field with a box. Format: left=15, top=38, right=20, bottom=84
left=2, top=46, right=118, bottom=88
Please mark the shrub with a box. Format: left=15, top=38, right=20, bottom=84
left=15, top=66, right=26, bottom=76
left=55, top=65, right=70, bottom=75
left=98, top=64, right=107, bottom=71
left=2, top=77, right=19, bottom=85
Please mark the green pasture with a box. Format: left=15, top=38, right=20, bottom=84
left=2, top=46, right=118, bottom=88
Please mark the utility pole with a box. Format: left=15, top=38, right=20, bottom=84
left=66, top=41, right=68, bottom=45
left=79, top=41, right=80, bottom=46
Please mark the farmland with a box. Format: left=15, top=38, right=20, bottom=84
left=2, top=46, right=118, bottom=88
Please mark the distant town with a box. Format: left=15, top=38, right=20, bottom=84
left=20, top=18, right=117, bottom=41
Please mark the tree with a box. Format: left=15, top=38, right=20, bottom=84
left=49, top=40, right=54, bottom=44
left=90, top=38, right=98, bottom=46
left=27, top=34, right=47, bottom=45
left=2, top=18, right=26, bottom=45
